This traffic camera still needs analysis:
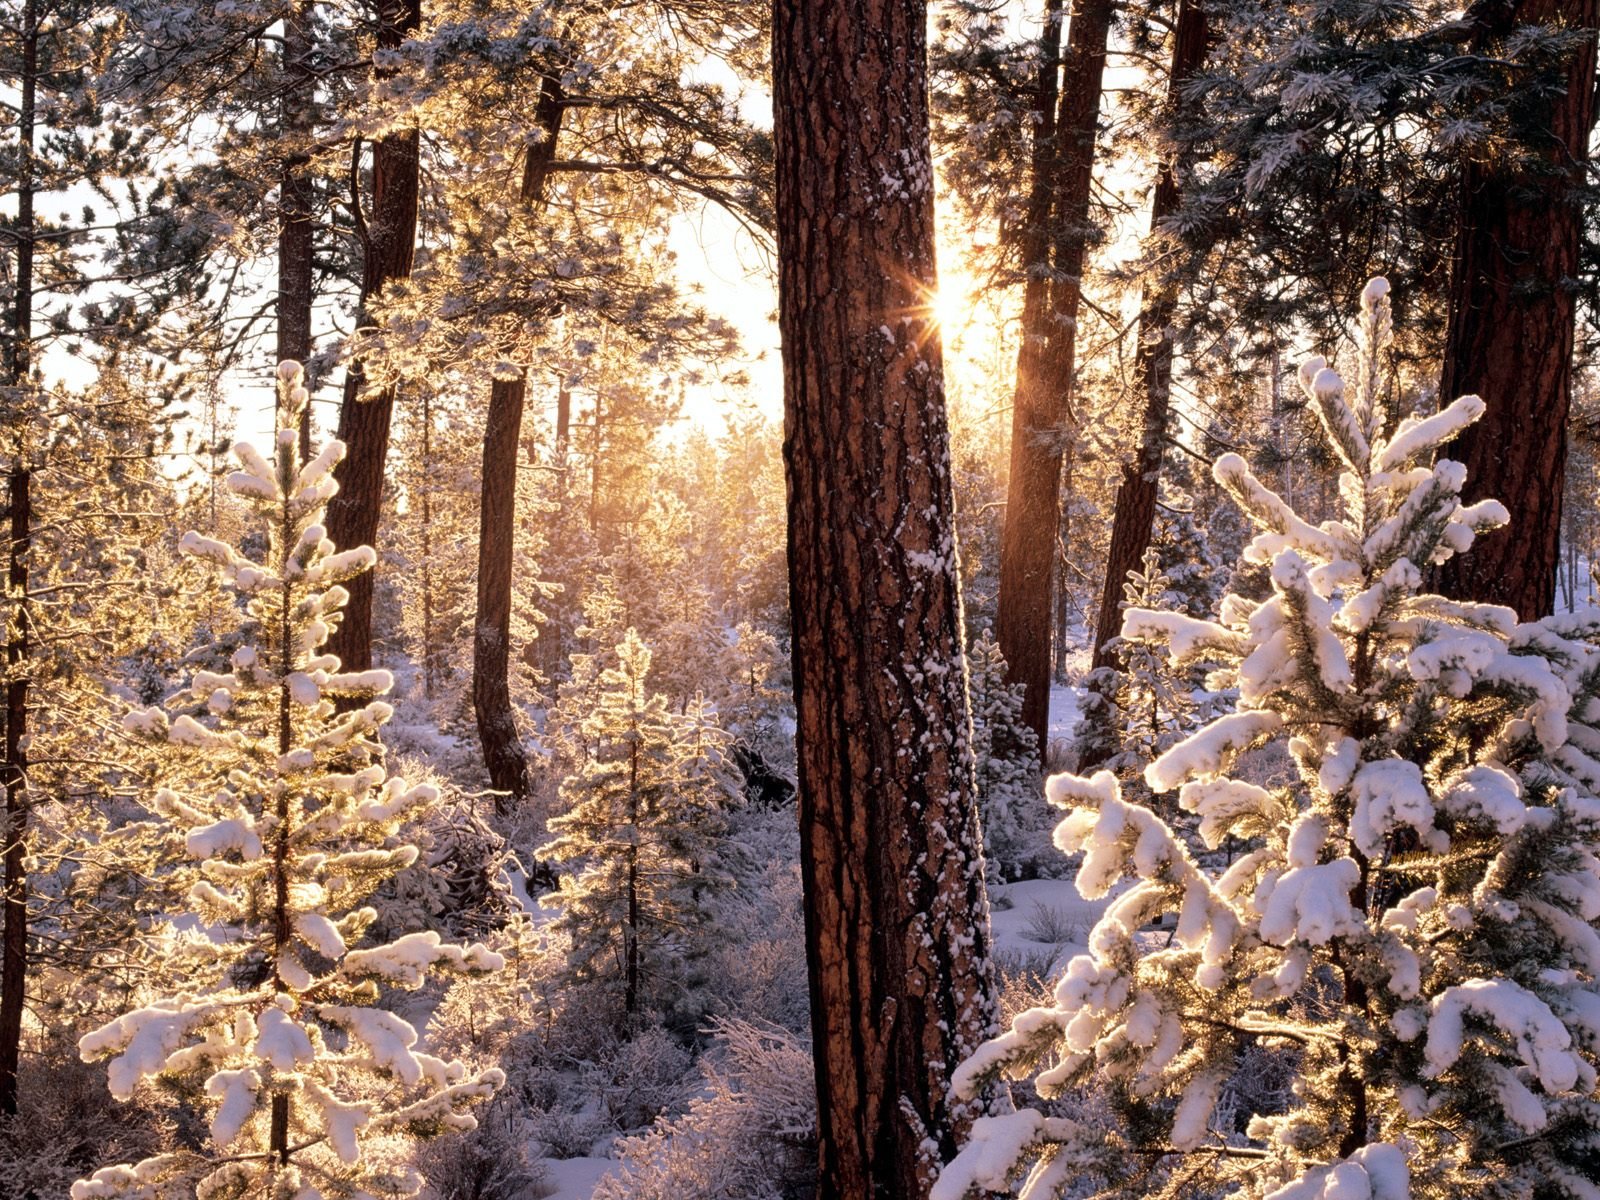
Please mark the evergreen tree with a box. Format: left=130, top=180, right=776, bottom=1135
left=939, top=281, right=1600, bottom=1198
left=968, top=629, right=1049, bottom=882
left=538, top=629, right=737, bottom=1022
left=1074, top=546, right=1200, bottom=788
left=73, top=364, right=503, bottom=1199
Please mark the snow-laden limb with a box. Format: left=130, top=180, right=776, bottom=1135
left=1261, top=1143, right=1409, bottom=1200
left=1347, top=759, right=1440, bottom=859
left=1146, top=710, right=1283, bottom=793
left=1214, top=453, right=1348, bottom=563
left=1372, top=395, right=1486, bottom=475
left=1257, top=857, right=1362, bottom=946
left=1424, top=978, right=1582, bottom=1094
left=1297, top=357, right=1370, bottom=475
left=1120, top=607, right=1249, bottom=665
left=931, top=1110, right=1084, bottom=1200
left=74, top=363, right=503, bottom=1199
left=340, top=929, right=505, bottom=987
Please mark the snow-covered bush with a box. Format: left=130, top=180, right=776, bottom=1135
left=73, top=364, right=505, bottom=1200
left=592, top=1019, right=815, bottom=1200
left=706, top=855, right=810, bottom=1035
left=939, top=282, right=1600, bottom=1198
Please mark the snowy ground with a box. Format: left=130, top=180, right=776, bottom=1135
left=541, top=1156, right=618, bottom=1200
left=989, top=876, right=1102, bottom=971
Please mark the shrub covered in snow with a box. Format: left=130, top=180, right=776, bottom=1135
left=940, top=282, right=1600, bottom=1198
left=73, top=365, right=505, bottom=1199
left=592, top=1018, right=815, bottom=1200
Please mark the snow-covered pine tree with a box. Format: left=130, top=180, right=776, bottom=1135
left=937, top=280, right=1600, bottom=1198
left=539, top=629, right=737, bottom=1022
left=72, top=363, right=504, bottom=1200
left=1074, top=546, right=1197, bottom=794
left=969, top=629, right=1050, bottom=881
left=1153, top=480, right=1224, bottom=621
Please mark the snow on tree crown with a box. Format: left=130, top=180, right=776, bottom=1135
left=74, top=363, right=505, bottom=1200
left=938, top=282, right=1600, bottom=1199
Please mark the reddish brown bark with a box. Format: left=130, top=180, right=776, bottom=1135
left=772, top=3, right=996, bottom=1196
left=995, top=0, right=1113, bottom=747
left=0, top=0, right=35, bottom=1118
left=1088, top=0, right=1210, bottom=681
left=325, top=0, right=423, bottom=674
left=1435, top=0, right=1600, bottom=619
left=473, top=73, right=565, bottom=811
left=277, top=0, right=316, bottom=459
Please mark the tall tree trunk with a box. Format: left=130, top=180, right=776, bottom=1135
left=1087, top=0, right=1210, bottom=681
left=325, top=0, right=422, bottom=674
left=995, top=0, right=1113, bottom=747
left=277, top=0, right=316, bottom=457
left=1435, top=0, right=1600, bottom=620
left=772, top=3, right=996, bottom=1196
left=0, top=0, right=36, bottom=1118
left=418, top=389, right=439, bottom=702
left=473, top=72, right=564, bottom=811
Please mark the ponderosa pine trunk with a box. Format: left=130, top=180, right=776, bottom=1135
left=472, top=72, right=564, bottom=811
left=324, top=0, right=422, bottom=675
left=995, top=0, right=1113, bottom=747
left=1087, top=0, right=1210, bottom=682
left=1434, top=0, right=1600, bottom=620
left=772, top=3, right=997, bottom=1196
left=0, top=0, right=36, bottom=1118
left=277, top=0, right=315, bottom=459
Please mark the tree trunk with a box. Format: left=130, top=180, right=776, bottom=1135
left=1435, top=0, right=1600, bottom=620
left=995, top=0, right=1113, bottom=747
left=472, top=72, right=564, bottom=811
left=0, top=468, right=29, bottom=1122
left=624, top=728, right=640, bottom=1017
left=1087, top=0, right=1210, bottom=682
left=772, top=3, right=997, bottom=1196
left=0, top=0, right=36, bottom=1117
left=324, top=0, right=422, bottom=674
left=418, top=389, right=439, bottom=702
left=277, top=0, right=316, bottom=458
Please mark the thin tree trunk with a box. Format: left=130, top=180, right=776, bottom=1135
left=277, top=0, right=316, bottom=459
left=996, top=0, right=1113, bottom=747
left=0, top=469, right=29, bottom=1122
left=773, top=2, right=997, bottom=1195
left=1435, top=0, right=1600, bottom=620
left=325, top=0, right=422, bottom=674
left=624, top=728, right=640, bottom=1017
left=418, top=390, right=438, bottom=702
left=473, top=72, right=564, bottom=811
left=0, top=0, right=36, bottom=1117
left=1088, top=0, right=1210, bottom=681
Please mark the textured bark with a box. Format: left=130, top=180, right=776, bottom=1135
left=772, top=3, right=997, bottom=1196
left=1087, top=0, right=1210, bottom=682
left=1435, top=0, right=1600, bottom=620
left=472, top=73, right=564, bottom=811
left=325, top=0, right=422, bottom=674
left=277, top=0, right=315, bottom=459
left=0, top=0, right=35, bottom=1118
left=995, top=0, right=1113, bottom=747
